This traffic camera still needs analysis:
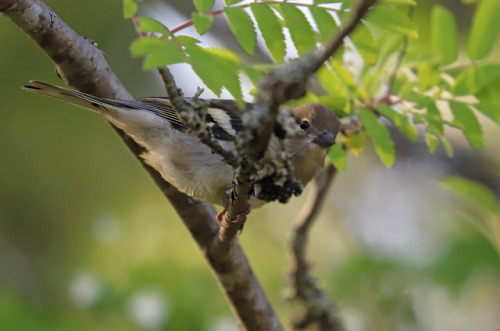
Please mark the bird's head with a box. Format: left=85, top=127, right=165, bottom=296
left=289, top=102, right=340, bottom=149
left=286, top=102, right=340, bottom=185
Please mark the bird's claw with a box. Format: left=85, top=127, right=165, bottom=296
left=216, top=201, right=252, bottom=233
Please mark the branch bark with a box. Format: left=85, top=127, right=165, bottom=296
left=0, top=1, right=282, bottom=329
left=288, top=161, right=343, bottom=331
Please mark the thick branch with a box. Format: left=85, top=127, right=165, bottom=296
left=0, top=1, right=282, bottom=330
left=288, top=161, right=343, bottom=330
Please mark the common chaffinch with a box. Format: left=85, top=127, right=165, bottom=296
left=23, top=80, right=339, bottom=208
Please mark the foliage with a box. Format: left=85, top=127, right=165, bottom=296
left=126, top=0, right=500, bottom=171
left=328, top=229, right=500, bottom=329
left=1, top=1, right=500, bottom=329
left=442, top=177, right=500, bottom=255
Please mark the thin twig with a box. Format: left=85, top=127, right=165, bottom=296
left=386, top=36, right=408, bottom=96
left=383, top=6, right=414, bottom=102
left=288, top=161, right=343, bottom=331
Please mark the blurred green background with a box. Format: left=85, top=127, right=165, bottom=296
left=1, top=0, right=500, bottom=330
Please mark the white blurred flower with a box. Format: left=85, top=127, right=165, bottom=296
left=127, top=289, right=170, bottom=330
left=68, top=271, right=102, bottom=309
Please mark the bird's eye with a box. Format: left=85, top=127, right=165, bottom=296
left=299, top=120, right=310, bottom=130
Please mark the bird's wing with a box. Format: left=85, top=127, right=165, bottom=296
left=141, top=97, right=248, bottom=142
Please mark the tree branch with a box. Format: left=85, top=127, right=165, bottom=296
left=288, top=161, right=343, bottom=331
left=217, top=0, right=378, bottom=242
left=0, top=1, right=282, bottom=329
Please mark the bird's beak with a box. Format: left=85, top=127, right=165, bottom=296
left=312, top=131, right=336, bottom=148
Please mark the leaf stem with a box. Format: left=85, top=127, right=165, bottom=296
left=131, top=13, right=147, bottom=37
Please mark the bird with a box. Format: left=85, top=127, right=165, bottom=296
left=23, top=80, right=340, bottom=210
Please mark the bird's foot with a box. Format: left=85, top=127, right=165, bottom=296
left=216, top=209, right=227, bottom=226
left=216, top=202, right=252, bottom=233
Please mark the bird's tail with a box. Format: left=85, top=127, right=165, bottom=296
left=22, top=80, right=110, bottom=113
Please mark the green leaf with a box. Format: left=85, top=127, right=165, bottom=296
left=426, top=104, right=444, bottom=135
left=431, top=5, right=458, bottom=65
left=280, top=3, right=316, bottom=55
left=376, top=105, right=418, bottom=142
left=192, top=12, right=214, bottom=35
left=425, top=132, right=438, bottom=154
left=442, top=177, right=499, bottom=213
left=360, top=109, right=396, bottom=167
left=328, top=145, right=347, bottom=171
left=402, top=90, right=435, bottom=108
left=317, top=66, right=347, bottom=109
left=417, top=62, right=440, bottom=91
left=366, top=6, right=418, bottom=38
left=413, top=113, right=425, bottom=124
left=175, top=35, right=201, bottom=45
left=206, top=47, right=242, bottom=64
left=440, top=136, right=454, bottom=157
left=350, top=23, right=378, bottom=66
left=224, top=7, right=256, bottom=54
left=450, top=102, right=484, bottom=149
left=467, top=0, right=500, bottom=60
left=474, top=75, right=500, bottom=125
left=130, top=38, right=184, bottom=69
left=360, top=72, right=384, bottom=99
left=225, top=0, right=244, bottom=4
left=331, top=60, right=357, bottom=95
left=441, top=178, right=500, bottom=257
left=123, top=0, right=137, bottom=18
left=453, top=64, right=500, bottom=95
left=309, top=6, right=337, bottom=43
left=250, top=3, right=286, bottom=62
left=194, top=0, right=214, bottom=13
left=135, top=17, right=170, bottom=36
left=376, top=35, right=404, bottom=67
left=343, top=132, right=366, bottom=156
left=473, top=102, right=500, bottom=125
left=185, top=45, right=244, bottom=106
left=242, top=65, right=262, bottom=85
